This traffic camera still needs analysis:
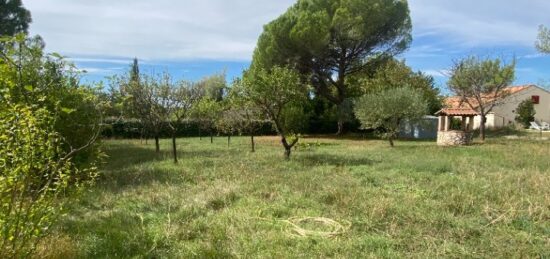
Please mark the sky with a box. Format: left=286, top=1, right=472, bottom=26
left=24, top=0, right=550, bottom=91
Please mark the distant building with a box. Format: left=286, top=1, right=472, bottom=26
left=444, top=85, right=550, bottom=129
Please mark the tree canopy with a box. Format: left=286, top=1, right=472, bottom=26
left=239, top=66, right=310, bottom=159
left=252, top=0, right=412, bottom=134
left=0, top=0, right=32, bottom=36
left=448, top=56, right=515, bottom=141
left=360, top=59, right=442, bottom=114
left=354, top=86, right=427, bottom=147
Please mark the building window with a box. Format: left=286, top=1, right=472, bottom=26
left=532, top=95, right=540, bottom=104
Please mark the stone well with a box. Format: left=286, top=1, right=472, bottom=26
left=437, top=130, right=473, bottom=146
left=435, top=108, right=478, bottom=147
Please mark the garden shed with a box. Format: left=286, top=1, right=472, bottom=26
left=399, top=116, right=439, bottom=140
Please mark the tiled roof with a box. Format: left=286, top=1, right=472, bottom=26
left=436, top=108, right=479, bottom=116
left=444, top=85, right=533, bottom=109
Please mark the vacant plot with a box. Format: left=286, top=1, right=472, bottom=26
left=38, top=136, right=550, bottom=258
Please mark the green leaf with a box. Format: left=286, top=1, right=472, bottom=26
left=61, top=107, right=76, bottom=114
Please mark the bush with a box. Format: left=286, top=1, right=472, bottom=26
left=0, top=104, right=94, bottom=257
left=515, top=99, right=535, bottom=129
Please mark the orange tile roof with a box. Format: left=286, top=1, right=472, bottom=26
left=444, top=85, right=533, bottom=109
left=436, top=108, right=479, bottom=116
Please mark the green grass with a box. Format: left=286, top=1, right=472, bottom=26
left=38, top=136, right=550, bottom=258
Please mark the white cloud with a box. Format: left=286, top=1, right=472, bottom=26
left=23, top=0, right=550, bottom=62
left=422, top=69, right=449, bottom=78
left=25, top=0, right=295, bottom=60
left=409, top=0, right=550, bottom=47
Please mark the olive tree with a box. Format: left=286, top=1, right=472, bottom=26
left=361, top=59, right=442, bottom=114
left=448, top=56, right=515, bottom=141
left=252, top=0, right=412, bottom=134
left=354, top=86, right=428, bottom=147
left=240, top=66, right=309, bottom=159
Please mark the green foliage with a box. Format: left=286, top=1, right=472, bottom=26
left=0, top=0, right=32, bottom=36
left=1, top=35, right=104, bottom=165
left=100, top=118, right=275, bottom=139
left=536, top=25, right=550, bottom=54
left=515, top=99, right=536, bottom=128
left=192, top=97, right=223, bottom=134
left=0, top=34, right=100, bottom=257
left=448, top=56, right=515, bottom=140
left=361, top=59, right=442, bottom=114
left=224, top=81, right=265, bottom=136
left=0, top=104, right=73, bottom=257
left=354, top=86, right=428, bottom=146
left=240, top=66, right=310, bottom=158
left=195, top=71, right=227, bottom=102
left=252, top=0, right=412, bottom=132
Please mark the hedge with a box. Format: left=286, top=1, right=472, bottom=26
left=101, top=118, right=276, bottom=139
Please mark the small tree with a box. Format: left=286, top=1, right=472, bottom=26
left=227, top=81, right=265, bottom=152
left=216, top=105, right=240, bottom=147
left=354, top=86, right=428, bottom=147
left=192, top=97, right=223, bottom=144
left=515, top=99, right=536, bottom=129
left=240, top=66, right=309, bottom=159
left=448, top=56, right=515, bottom=141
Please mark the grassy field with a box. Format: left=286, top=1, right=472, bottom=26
left=38, top=135, right=549, bottom=258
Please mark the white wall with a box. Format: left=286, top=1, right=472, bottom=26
left=471, top=86, right=550, bottom=129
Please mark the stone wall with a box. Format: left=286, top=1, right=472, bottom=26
left=437, top=131, right=472, bottom=146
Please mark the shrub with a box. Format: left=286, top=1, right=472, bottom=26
left=515, top=99, right=535, bottom=129
left=0, top=104, right=95, bottom=257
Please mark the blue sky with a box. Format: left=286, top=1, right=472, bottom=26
left=24, top=0, right=550, bottom=91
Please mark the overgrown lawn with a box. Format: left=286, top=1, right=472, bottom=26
left=38, top=136, right=550, bottom=258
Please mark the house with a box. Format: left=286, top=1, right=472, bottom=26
left=444, top=85, right=550, bottom=129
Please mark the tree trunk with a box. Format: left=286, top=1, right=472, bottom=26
left=199, top=128, right=202, bottom=140
left=155, top=136, right=160, bottom=153
left=210, top=132, right=213, bottom=144
left=388, top=137, right=394, bottom=147
left=281, top=136, right=298, bottom=160
left=284, top=146, right=291, bottom=160
left=480, top=115, right=486, bottom=142
left=336, top=119, right=344, bottom=136
left=227, top=135, right=231, bottom=147
left=250, top=135, right=255, bottom=152
left=172, top=135, right=178, bottom=163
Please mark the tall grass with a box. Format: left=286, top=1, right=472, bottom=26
left=36, top=136, right=550, bottom=258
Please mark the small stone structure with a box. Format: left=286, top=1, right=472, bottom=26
left=435, top=108, right=478, bottom=146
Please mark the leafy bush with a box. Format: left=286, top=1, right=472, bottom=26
left=0, top=104, right=95, bottom=257
left=0, top=34, right=100, bottom=257
left=515, top=99, right=535, bottom=129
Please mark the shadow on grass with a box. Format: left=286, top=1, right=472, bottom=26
left=98, top=144, right=224, bottom=193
